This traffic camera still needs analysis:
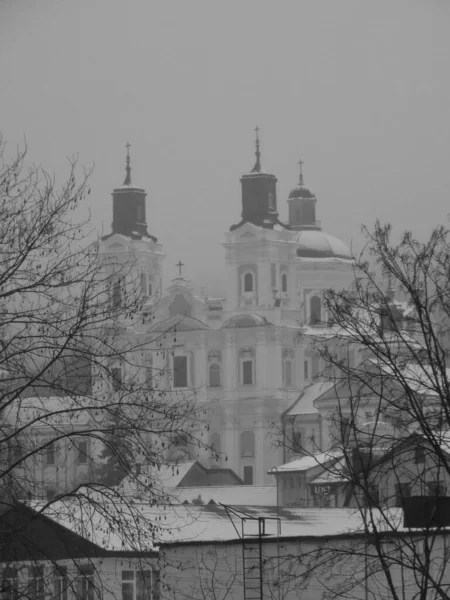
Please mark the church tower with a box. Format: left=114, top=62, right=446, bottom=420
left=287, top=160, right=319, bottom=230
left=99, top=145, right=165, bottom=308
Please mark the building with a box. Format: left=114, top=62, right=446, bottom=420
left=98, top=136, right=355, bottom=485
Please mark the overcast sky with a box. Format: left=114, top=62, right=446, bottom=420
left=1, top=0, right=450, bottom=295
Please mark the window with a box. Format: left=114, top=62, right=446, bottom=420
left=427, top=481, right=446, bottom=497
left=112, top=279, right=122, bottom=308
left=292, top=429, right=302, bottom=453
left=283, top=359, right=293, bottom=387
left=27, top=567, right=45, bottom=600
left=243, top=465, right=254, bottom=485
left=366, top=485, right=380, bottom=507
left=415, top=445, right=425, bottom=464
left=270, top=263, right=277, bottom=289
left=145, top=354, right=154, bottom=391
left=46, top=442, right=56, bottom=465
left=241, top=431, right=255, bottom=458
left=340, top=417, right=350, bottom=444
left=281, top=273, right=288, bottom=293
left=140, top=272, right=148, bottom=298
left=122, top=570, right=154, bottom=600
left=244, top=272, right=254, bottom=292
left=395, top=483, right=411, bottom=507
left=54, top=567, right=68, bottom=600
left=111, top=366, right=123, bottom=391
left=77, top=439, right=88, bottom=465
left=242, top=360, right=253, bottom=385
left=173, top=433, right=188, bottom=447
left=210, top=433, right=220, bottom=461
left=173, top=355, right=188, bottom=388
left=304, top=360, right=309, bottom=381
left=77, top=566, right=94, bottom=600
left=310, top=295, right=321, bottom=325
left=2, top=568, right=18, bottom=600
left=209, top=363, right=221, bottom=387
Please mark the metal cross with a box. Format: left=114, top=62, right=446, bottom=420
left=125, top=142, right=131, bottom=157
left=298, top=158, right=304, bottom=185
left=254, top=126, right=260, bottom=142
left=176, top=260, right=185, bottom=277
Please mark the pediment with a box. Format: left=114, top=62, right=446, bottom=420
left=150, top=314, right=209, bottom=333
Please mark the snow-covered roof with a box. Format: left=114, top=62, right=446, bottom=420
left=43, top=499, right=407, bottom=550
left=269, top=450, right=343, bottom=474
left=120, top=462, right=198, bottom=497
left=285, top=382, right=336, bottom=416
left=172, top=485, right=277, bottom=506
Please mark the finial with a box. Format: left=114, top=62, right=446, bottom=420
left=298, top=158, right=304, bottom=186
left=123, top=142, right=132, bottom=185
left=251, top=126, right=262, bottom=173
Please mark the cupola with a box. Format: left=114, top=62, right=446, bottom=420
left=231, top=128, right=280, bottom=230
left=109, top=144, right=156, bottom=241
left=287, top=160, right=319, bottom=231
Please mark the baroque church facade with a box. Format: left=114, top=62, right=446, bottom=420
left=99, top=136, right=355, bottom=485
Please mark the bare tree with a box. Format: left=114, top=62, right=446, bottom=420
left=289, top=221, right=450, bottom=600
left=0, top=137, right=206, bottom=598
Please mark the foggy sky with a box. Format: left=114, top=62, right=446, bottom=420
left=1, top=0, right=450, bottom=296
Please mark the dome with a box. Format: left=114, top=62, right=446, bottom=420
left=222, top=313, right=270, bottom=329
left=288, top=185, right=315, bottom=200
left=295, top=230, right=351, bottom=260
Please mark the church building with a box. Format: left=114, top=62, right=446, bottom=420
left=98, top=134, right=355, bottom=485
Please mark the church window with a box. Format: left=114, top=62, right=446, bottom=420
left=243, top=465, right=254, bottom=486
left=244, top=272, right=254, bottom=293
left=210, top=432, right=220, bottom=459
left=310, top=295, right=322, bottom=325
left=241, top=431, right=255, bottom=458
left=145, top=354, right=154, bottom=391
left=76, top=439, right=89, bottom=465
left=112, top=279, right=123, bottom=308
left=271, top=263, right=277, bottom=289
left=111, top=365, right=123, bottom=391
left=304, top=359, right=310, bottom=381
left=282, top=350, right=294, bottom=387
left=209, top=363, right=221, bottom=387
left=292, top=429, right=302, bottom=453
left=242, top=360, right=253, bottom=385
left=148, top=282, right=153, bottom=296
left=173, top=356, right=188, bottom=388
left=281, top=273, right=288, bottom=293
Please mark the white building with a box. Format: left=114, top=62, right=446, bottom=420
left=98, top=137, right=355, bottom=485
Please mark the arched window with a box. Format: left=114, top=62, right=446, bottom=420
left=281, top=273, right=288, bottom=293
left=283, top=359, right=293, bottom=387
left=244, top=272, right=254, bottom=292
left=310, top=295, right=321, bottom=325
left=240, top=431, right=255, bottom=458
left=210, top=432, right=220, bottom=455
left=209, top=363, right=221, bottom=387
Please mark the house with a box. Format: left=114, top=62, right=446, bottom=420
left=0, top=501, right=159, bottom=600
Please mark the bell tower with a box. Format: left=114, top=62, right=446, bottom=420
left=99, top=144, right=165, bottom=306
left=287, top=160, right=319, bottom=230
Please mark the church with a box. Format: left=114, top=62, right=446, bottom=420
left=98, top=133, right=355, bottom=486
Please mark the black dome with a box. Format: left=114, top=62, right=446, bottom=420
left=288, top=185, right=315, bottom=200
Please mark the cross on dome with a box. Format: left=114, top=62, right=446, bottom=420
left=123, top=141, right=132, bottom=186
left=251, top=126, right=262, bottom=173
left=298, top=158, right=304, bottom=186
left=176, top=260, right=185, bottom=277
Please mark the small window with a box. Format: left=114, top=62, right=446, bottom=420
left=415, top=445, right=425, bottom=464
left=304, top=360, right=309, bottom=381
left=173, top=433, right=188, bottom=447
left=77, top=566, right=94, bottom=600
left=310, top=295, right=321, bottom=325
left=140, top=272, right=148, bottom=298
left=111, top=366, right=123, bottom=391
left=54, top=567, right=68, bottom=600
left=112, top=279, right=122, bottom=308
left=173, top=356, right=188, bottom=388
left=209, top=363, right=221, bottom=387
left=77, top=439, right=88, bottom=465
left=242, top=360, right=253, bottom=385
left=283, top=359, right=293, bottom=387
left=395, top=483, right=411, bottom=507
left=241, top=431, right=255, bottom=458
left=122, top=570, right=153, bottom=600
left=243, top=465, right=254, bottom=486
left=2, top=568, right=18, bottom=600
left=244, top=272, right=254, bottom=292
left=281, top=273, right=288, bottom=293
left=210, top=433, right=220, bottom=457
left=292, top=429, right=302, bottom=453
left=27, top=567, right=45, bottom=600
left=46, top=442, right=56, bottom=465
left=427, top=481, right=446, bottom=497
left=366, top=484, right=380, bottom=507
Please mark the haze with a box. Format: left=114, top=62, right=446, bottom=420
left=1, top=0, right=449, bottom=295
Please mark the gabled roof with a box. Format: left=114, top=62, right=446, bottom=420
left=149, top=314, right=209, bottom=332
left=269, top=450, right=343, bottom=474
left=285, top=382, right=336, bottom=416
